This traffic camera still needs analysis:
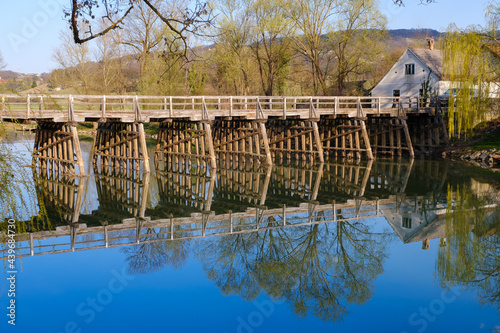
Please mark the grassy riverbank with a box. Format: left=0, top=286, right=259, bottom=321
left=441, top=117, right=500, bottom=170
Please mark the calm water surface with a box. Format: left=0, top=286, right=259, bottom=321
left=0, top=132, right=499, bottom=332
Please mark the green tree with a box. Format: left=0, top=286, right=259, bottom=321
left=196, top=215, right=391, bottom=321
left=436, top=184, right=500, bottom=310
left=249, top=0, right=294, bottom=96
left=327, top=0, right=387, bottom=95
left=212, top=0, right=256, bottom=95
left=443, top=28, right=493, bottom=138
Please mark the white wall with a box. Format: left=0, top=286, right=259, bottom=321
left=372, top=49, right=444, bottom=98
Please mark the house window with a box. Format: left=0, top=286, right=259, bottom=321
left=405, top=63, right=415, bottom=75
left=419, top=89, right=424, bottom=96
left=402, top=216, right=412, bottom=229
left=393, top=90, right=400, bottom=97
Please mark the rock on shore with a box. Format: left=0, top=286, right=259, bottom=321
left=443, top=148, right=500, bottom=169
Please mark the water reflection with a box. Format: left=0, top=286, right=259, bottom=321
left=196, top=218, right=391, bottom=322
left=2, top=158, right=500, bottom=323
left=437, top=182, right=500, bottom=310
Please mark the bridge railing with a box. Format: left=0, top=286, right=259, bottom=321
left=0, top=94, right=437, bottom=121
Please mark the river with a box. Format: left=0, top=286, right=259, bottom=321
left=0, top=130, right=499, bottom=332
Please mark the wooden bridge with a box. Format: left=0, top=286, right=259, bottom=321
left=0, top=94, right=449, bottom=175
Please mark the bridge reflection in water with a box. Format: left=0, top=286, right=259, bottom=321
left=3, top=158, right=487, bottom=260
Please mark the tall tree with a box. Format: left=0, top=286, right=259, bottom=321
left=94, top=23, right=128, bottom=93
left=443, top=26, right=494, bottom=138
left=52, top=30, right=94, bottom=94
left=121, top=0, right=166, bottom=77
left=328, top=0, right=387, bottom=95
left=282, top=0, right=341, bottom=95
left=212, top=0, right=255, bottom=95
left=249, top=0, right=294, bottom=96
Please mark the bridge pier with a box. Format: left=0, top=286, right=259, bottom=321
left=155, top=120, right=216, bottom=170
left=266, top=118, right=324, bottom=163
left=32, top=121, right=85, bottom=175
left=155, top=163, right=215, bottom=216
left=212, top=118, right=272, bottom=166
left=93, top=167, right=150, bottom=221
left=33, top=167, right=85, bottom=227
left=93, top=121, right=150, bottom=173
left=406, top=114, right=448, bottom=155
left=367, top=116, right=414, bottom=158
left=318, top=116, right=373, bottom=160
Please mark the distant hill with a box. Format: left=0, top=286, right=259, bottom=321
left=389, top=28, right=442, bottom=39
left=0, top=70, right=22, bottom=80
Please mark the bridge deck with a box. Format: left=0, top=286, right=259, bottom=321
left=0, top=94, right=439, bottom=122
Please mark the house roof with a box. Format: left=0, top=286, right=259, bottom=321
left=409, top=48, right=444, bottom=79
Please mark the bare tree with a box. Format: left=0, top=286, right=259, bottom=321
left=67, top=0, right=214, bottom=56
left=120, top=0, right=166, bottom=76
left=282, top=0, right=341, bottom=95
left=0, top=51, right=5, bottom=70
left=52, top=30, right=93, bottom=94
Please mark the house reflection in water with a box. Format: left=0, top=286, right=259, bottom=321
left=385, top=179, right=500, bottom=250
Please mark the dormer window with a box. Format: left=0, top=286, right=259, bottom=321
left=405, top=64, right=415, bottom=75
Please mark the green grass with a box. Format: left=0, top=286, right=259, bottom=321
left=77, top=122, right=95, bottom=130
left=78, top=134, right=95, bottom=143
left=470, top=128, right=500, bottom=150
left=143, top=123, right=159, bottom=135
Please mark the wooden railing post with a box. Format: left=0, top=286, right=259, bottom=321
left=27, top=95, right=31, bottom=118
left=230, top=96, right=233, bottom=117
left=202, top=97, right=209, bottom=120
left=68, top=95, right=74, bottom=122
left=357, top=97, right=363, bottom=118
left=134, top=96, right=142, bottom=122
left=256, top=97, right=264, bottom=119
left=283, top=97, right=287, bottom=119
left=169, top=96, right=173, bottom=117
left=309, top=97, right=318, bottom=119
left=101, top=96, right=106, bottom=118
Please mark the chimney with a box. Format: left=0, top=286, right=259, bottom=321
left=422, top=238, right=430, bottom=250
left=426, top=38, right=434, bottom=51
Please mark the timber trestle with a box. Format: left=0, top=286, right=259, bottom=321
left=93, top=121, right=150, bottom=173
left=366, top=116, right=415, bottom=158
left=32, top=121, right=85, bottom=175
left=12, top=94, right=453, bottom=172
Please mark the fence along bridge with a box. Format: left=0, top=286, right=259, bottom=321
left=0, top=94, right=449, bottom=175
left=2, top=159, right=453, bottom=258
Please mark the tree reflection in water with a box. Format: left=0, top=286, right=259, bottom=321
left=196, top=215, right=392, bottom=322
left=437, top=183, right=500, bottom=310
left=122, top=229, right=190, bottom=274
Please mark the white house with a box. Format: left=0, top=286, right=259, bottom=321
left=371, top=39, right=449, bottom=99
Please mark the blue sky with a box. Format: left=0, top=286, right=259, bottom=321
left=0, top=0, right=492, bottom=74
